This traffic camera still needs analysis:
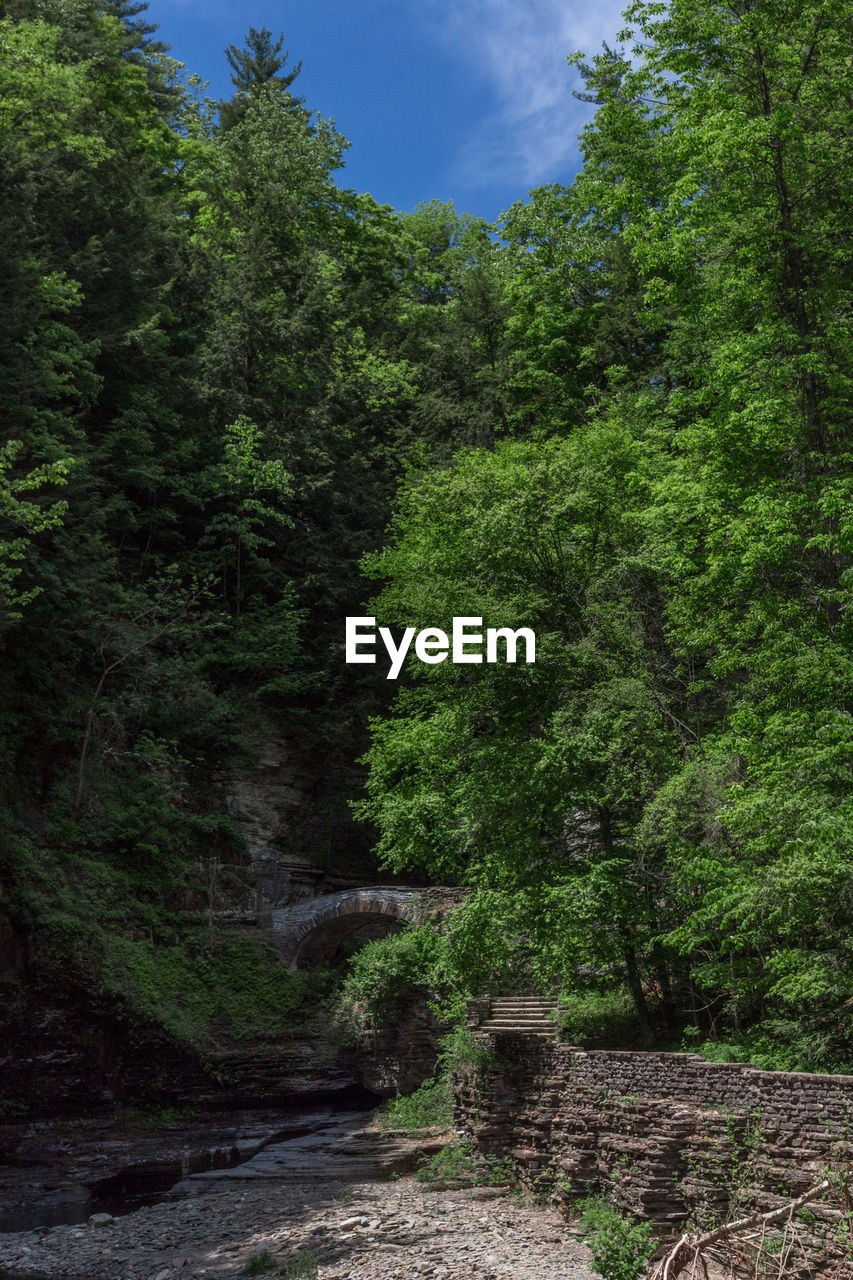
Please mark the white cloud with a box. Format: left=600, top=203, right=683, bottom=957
left=420, top=0, right=627, bottom=191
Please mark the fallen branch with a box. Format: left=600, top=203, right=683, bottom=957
left=649, top=1179, right=832, bottom=1280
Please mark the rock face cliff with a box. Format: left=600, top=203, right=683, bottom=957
left=215, top=718, right=382, bottom=921
left=0, top=977, right=213, bottom=1116
left=0, top=721, right=437, bottom=1118
left=0, top=953, right=364, bottom=1116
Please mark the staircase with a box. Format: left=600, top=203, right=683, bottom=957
left=478, top=996, right=560, bottom=1039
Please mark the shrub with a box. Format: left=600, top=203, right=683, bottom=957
left=102, top=933, right=338, bottom=1049
left=577, top=1197, right=654, bottom=1280
left=682, top=1025, right=853, bottom=1074
left=415, top=1140, right=478, bottom=1188
left=555, top=990, right=643, bottom=1048
left=414, top=1140, right=520, bottom=1190
left=435, top=1023, right=494, bottom=1076
left=333, top=924, right=442, bottom=1042
left=377, top=1076, right=453, bottom=1132
left=374, top=1023, right=495, bottom=1134
left=281, top=1250, right=319, bottom=1280
left=243, top=1252, right=275, bottom=1276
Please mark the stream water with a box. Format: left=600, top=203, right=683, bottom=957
left=0, top=1088, right=379, bottom=1234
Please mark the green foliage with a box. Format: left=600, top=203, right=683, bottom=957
left=355, top=437, right=680, bottom=1041
left=2, top=0, right=853, bottom=1087
left=0, top=0, right=425, bottom=1062
left=685, top=1029, right=853, bottom=1077
left=682, top=1110, right=767, bottom=1232
left=367, top=999, right=495, bottom=1139
left=577, top=1198, right=655, bottom=1280
left=376, top=1076, right=453, bottom=1134
left=3, top=820, right=334, bottom=1052
left=279, top=1251, right=319, bottom=1280
left=481, top=1151, right=521, bottom=1191
left=555, top=991, right=642, bottom=1048
left=102, top=934, right=336, bottom=1048
left=413, top=1139, right=517, bottom=1191
left=118, top=1105, right=199, bottom=1129
left=414, top=1140, right=475, bottom=1187
left=333, top=924, right=444, bottom=1041
left=435, top=1024, right=495, bottom=1078
left=243, top=1251, right=276, bottom=1276
left=220, top=26, right=304, bottom=132
left=354, top=0, right=853, bottom=1058
left=334, top=915, right=520, bottom=1053
left=0, top=438, right=71, bottom=619
left=242, top=1250, right=321, bottom=1280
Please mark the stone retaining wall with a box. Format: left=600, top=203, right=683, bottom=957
left=455, top=1037, right=853, bottom=1277
left=355, top=996, right=450, bottom=1097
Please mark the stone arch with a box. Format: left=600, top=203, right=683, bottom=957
left=270, top=889, right=418, bottom=968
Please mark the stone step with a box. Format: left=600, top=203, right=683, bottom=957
left=489, top=995, right=558, bottom=1001
left=481, top=1016, right=555, bottom=1023
left=482, top=1019, right=555, bottom=1025
left=487, top=1009, right=557, bottom=1016
left=489, top=1003, right=555, bottom=1013
left=484, top=1020, right=554, bottom=1027
left=488, top=1007, right=556, bottom=1014
left=481, top=1013, right=555, bottom=1024
left=480, top=1027, right=554, bottom=1037
left=488, top=1005, right=559, bottom=1012
left=479, top=1029, right=550, bottom=1039
left=490, top=996, right=557, bottom=1001
left=478, top=995, right=561, bottom=1038
left=486, top=1018, right=555, bottom=1023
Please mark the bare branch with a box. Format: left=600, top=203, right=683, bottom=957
left=648, top=1179, right=832, bottom=1280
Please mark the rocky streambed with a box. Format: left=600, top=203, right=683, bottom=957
left=0, top=1106, right=368, bottom=1234
left=0, top=1110, right=598, bottom=1280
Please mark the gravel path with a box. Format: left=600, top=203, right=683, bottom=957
left=0, top=1176, right=597, bottom=1280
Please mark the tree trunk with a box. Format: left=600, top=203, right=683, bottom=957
left=621, top=932, right=655, bottom=1048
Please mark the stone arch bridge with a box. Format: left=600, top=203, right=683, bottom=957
left=270, top=887, right=461, bottom=968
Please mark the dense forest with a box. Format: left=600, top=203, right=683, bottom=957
left=1, top=0, right=851, bottom=1081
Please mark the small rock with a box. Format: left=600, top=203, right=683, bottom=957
left=89, top=1212, right=115, bottom=1226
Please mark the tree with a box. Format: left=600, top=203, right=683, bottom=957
left=0, top=441, right=71, bottom=622
left=355, top=437, right=686, bottom=1037
left=395, top=201, right=513, bottom=450
left=356, top=0, right=853, bottom=1060
left=219, top=27, right=304, bottom=130
left=607, top=0, right=853, bottom=1056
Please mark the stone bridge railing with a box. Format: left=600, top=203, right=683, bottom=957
left=270, top=886, right=463, bottom=966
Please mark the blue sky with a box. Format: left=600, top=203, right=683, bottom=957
left=144, top=0, right=627, bottom=223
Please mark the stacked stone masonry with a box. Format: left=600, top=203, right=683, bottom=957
left=455, top=1037, right=853, bottom=1278
left=356, top=996, right=451, bottom=1097
left=271, top=886, right=464, bottom=965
